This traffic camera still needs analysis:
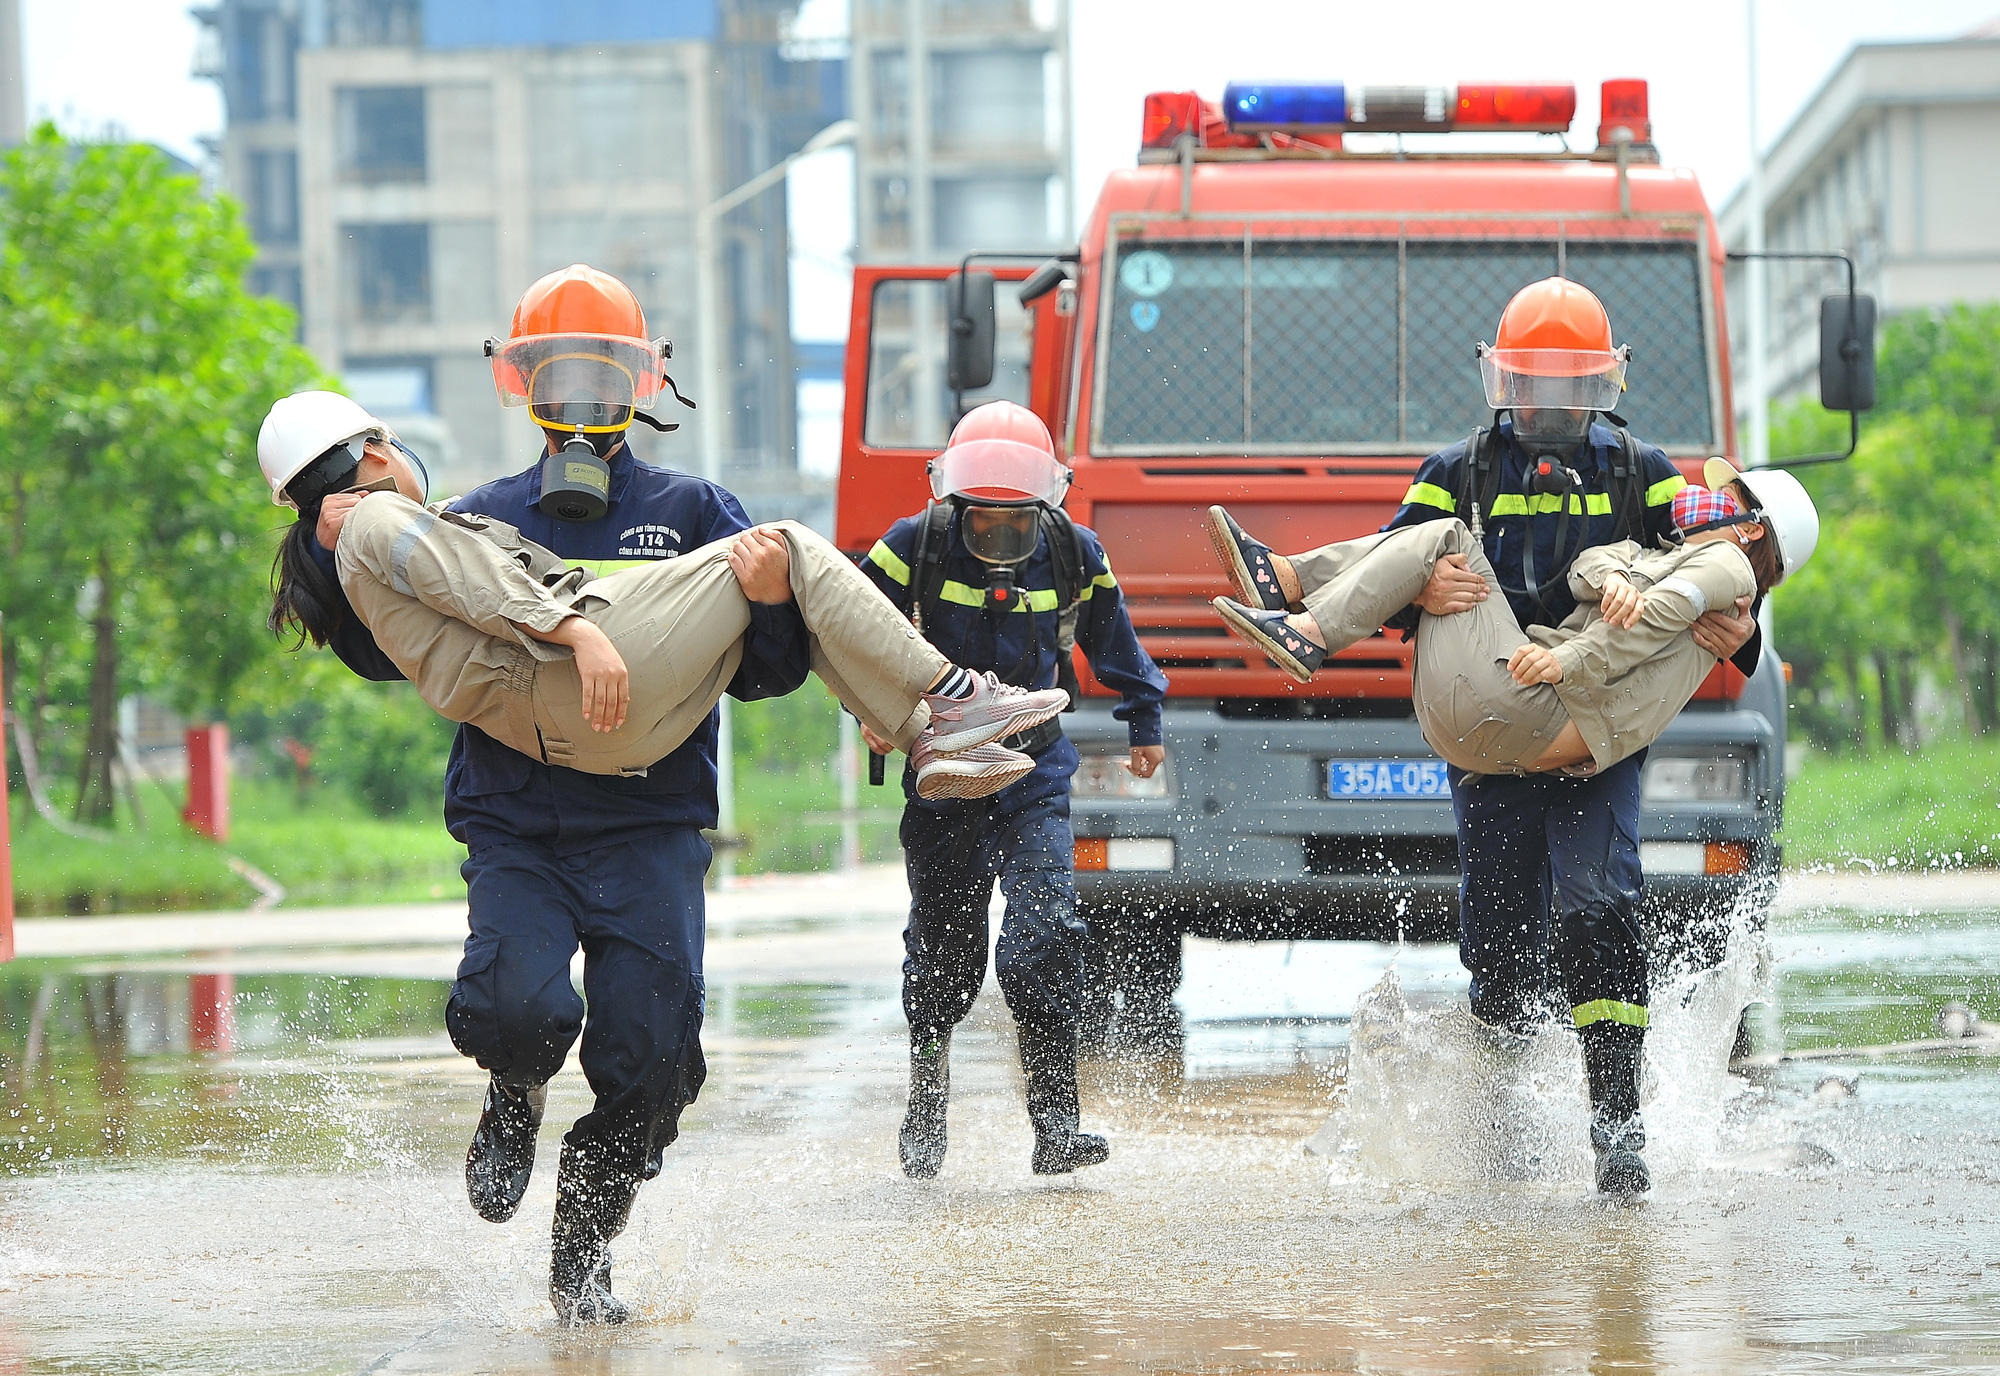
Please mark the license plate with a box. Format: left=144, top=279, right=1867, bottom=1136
left=1326, top=758, right=1451, bottom=798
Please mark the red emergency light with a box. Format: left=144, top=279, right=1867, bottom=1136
left=1222, top=81, right=1575, bottom=135
left=1597, top=78, right=1653, bottom=148
left=1141, top=89, right=1337, bottom=152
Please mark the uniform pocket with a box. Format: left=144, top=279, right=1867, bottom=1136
left=444, top=936, right=502, bottom=1060
left=1441, top=672, right=1515, bottom=766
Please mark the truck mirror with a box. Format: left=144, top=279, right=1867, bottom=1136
left=946, top=271, right=997, bottom=392
left=1017, top=258, right=1073, bottom=306
left=1819, top=292, right=1877, bottom=413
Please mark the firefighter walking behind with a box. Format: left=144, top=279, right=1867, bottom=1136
left=859, top=401, right=1168, bottom=1179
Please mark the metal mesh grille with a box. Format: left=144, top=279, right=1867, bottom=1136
left=1097, top=232, right=1713, bottom=452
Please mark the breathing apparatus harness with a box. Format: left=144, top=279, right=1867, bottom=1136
left=1456, top=415, right=1651, bottom=620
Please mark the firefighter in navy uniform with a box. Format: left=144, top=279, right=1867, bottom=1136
left=305, top=265, right=811, bottom=1323
left=1383, top=278, right=1762, bottom=1196
left=857, top=401, right=1168, bottom=1180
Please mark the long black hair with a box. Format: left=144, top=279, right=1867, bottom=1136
left=269, top=503, right=345, bottom=648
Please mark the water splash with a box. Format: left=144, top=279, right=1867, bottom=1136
left=1329, top=914, right=1773, bottom=1186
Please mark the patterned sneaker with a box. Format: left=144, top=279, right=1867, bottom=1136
left=1207, top=505, right=1291, bottom=611
left=1212, top=597, right=1326, bottom=685
left=922, top=671, right=1071, bottom=756
left=912, top=736, right=1036, bottom=801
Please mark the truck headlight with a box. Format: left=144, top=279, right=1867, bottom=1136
left=1641, top=753, right=1749, bottom=803
left=1071, top=748, right=1174, bottom=799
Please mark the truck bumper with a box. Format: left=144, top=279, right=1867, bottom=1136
left=1066, top=699, right=1783, bottom=946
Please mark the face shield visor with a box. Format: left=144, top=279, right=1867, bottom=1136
left=1477, top=343, right=1631, bottom=413
left=928, top=438, right=1072, bottom=509
left=486, top=334, right=666, bottom=434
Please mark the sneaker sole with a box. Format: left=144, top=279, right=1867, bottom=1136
left=1212, top=597, right=1315, bottom=685
left=1206, top=506, right=1284, bottom=611
left=915, top=757, right=1036, bottom=801
left=925, top=694, right=1069, bottom=757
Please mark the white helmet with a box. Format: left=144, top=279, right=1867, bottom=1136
left=1705, top=457, right=1820, bottom=584
left=259, top=391, right=383, bottom=509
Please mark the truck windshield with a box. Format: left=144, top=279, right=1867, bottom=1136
left=1096, top=236, right=1712, bottom=453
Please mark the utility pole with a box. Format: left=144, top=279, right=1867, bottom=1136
left=1745, top=0, right=1770, bottom=469
left=0, top=0, right=25, bottom=147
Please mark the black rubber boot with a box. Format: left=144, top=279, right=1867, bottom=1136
left=1582, top=1022, right=1650, bottom=1198
left=899, top=1027, right=952, bottom=1180
left=465, top=1075, right=547, bottom=1223
left=1020, top=1025, right=1109, bottom=1175
left=549, top=1140, right=639, bottom=1327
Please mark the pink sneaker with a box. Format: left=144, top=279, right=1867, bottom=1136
left=923, top=672, right=1070, bottom=756
left=912, top=736, right=1037, bottom=801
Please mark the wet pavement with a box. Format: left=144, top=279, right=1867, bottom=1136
left=3, top=872, right=1998, bottom=1374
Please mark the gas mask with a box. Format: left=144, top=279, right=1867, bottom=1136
left=960, top=504, right=1042, bottom=612
left=1510, top=407, right=1594, bottom=456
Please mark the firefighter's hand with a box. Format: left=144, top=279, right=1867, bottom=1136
left=1600, top=572, right=1645, bottom=629
left=1128, top=745, right=1165, bottom=779
left=316, top=491, right=369, bottom=550
left=1414, top=552, right=1489, bottom=615
left=728, top=526, right=794, bottom=605
left=1690, top=596, right=1755, bottom=659
left=1508, top=643, right=1564, bottom=685
left=859, top=723, right=898, bottom=756
left=548, top=617, right=628, bottom=731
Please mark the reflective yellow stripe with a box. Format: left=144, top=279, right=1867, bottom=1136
left=1485, top=492, right=1615, bottom=517
left=568, top=557, right=658, bottom=577
left=1572, top=999, right=1650, bottom=1030
left=867, top=540, right=912, bottom=586
left=1078, top=565, right=1118, bottom=602
left=1402, top=481, right=1457, bottom=512
left=1646, top=474, right=1688, bottom=506
left=939, top=579, right=1062, bottom=612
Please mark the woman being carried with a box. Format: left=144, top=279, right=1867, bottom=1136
left=1205, top=459, right=1817, bottom=777
left=264, top=393, right=1066, bottom=801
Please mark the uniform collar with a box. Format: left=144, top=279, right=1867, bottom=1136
left=521, top=438, right=636, bottom=507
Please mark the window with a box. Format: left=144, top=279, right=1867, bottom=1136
left=326, top=0, right=422, bottom=46
left=344, top=357, right=434, bottom=415
left=231, top=10, right=296, bottom=121
left=930, top=50, right=1044, bottom=153
left=863, top=278, right=1033, bottom=449
left=933, top=175, right=1052, bottom=255
left=1097, top=235, right=1712, bottom=452
left=337, top=87, right=426, bottom=184
left=246, top=150, right=298, bottom=245
left=343, top=223, right=430, bottom=324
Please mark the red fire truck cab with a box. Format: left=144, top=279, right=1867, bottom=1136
left=837, top=80, right=1799, bottom=1036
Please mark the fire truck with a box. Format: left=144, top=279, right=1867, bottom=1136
left=835, top=79, right=1871, bottom=1035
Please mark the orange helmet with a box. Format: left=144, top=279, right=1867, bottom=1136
left=1478, top=277, right=1630, bottom=410
left=929, top=401, right=1070, bottom=509
left=486, top=265, right=666, bottom=435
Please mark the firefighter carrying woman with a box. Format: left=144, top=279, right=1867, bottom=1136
left=1207, top=278, right=1816, bottom=1197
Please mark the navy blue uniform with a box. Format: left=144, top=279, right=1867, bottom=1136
left=862, top=510, right=1167, bottom=1037
left=1384, top=420, right=1752, bottom=1038
left=313, top=445, right=809, bottom=1181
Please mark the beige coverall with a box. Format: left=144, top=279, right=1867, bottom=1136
left=1287, top=519, right=1757, bottom=776
left=334, top=492, right=947, bottom=775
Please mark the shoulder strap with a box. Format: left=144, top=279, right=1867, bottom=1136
left=1041, top=507, right=1086, bottom=711
left=1457, top=426, right=1505, bottom=530
left=908, top=501, right=954, bottom=635
left=1607, top=427, right=1648, bottom=545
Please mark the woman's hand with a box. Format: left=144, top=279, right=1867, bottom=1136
left=550, top=617, right=629, bottom=732
left=859, top=722, right=898, bottom=756
left=1599, top=571, right=1645, bottom=629
left=316, top=491, right=369, bottom=550
left=1508, top=643, right=1564, bottom=685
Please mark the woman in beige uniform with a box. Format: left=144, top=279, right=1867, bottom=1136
left=1206, top=459, right=1818, bottom=779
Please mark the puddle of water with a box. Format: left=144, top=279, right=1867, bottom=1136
left=1, top=891, right=1998, bottom=1374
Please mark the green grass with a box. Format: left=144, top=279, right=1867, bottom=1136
left=7, top=777, right=464, bottom=915
left=1780, top=736, right=2000, bottom=870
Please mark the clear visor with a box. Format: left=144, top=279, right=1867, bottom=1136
left=929, top=438, right=1071, bottom=507
left=1478, top=345, right=1630, bottom=411
left=961, top=506, right=1040, bottom=566
left=489, top=334, right=665, bottom=433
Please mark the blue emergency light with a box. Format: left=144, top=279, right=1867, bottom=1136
left=1222, top=81, right=1347, bottom=132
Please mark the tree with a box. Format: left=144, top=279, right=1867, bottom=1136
left=0, top=127, right=320, bottom=821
